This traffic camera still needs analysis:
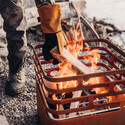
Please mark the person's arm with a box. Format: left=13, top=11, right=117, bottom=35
left=34, top=0, right=66, bottom=64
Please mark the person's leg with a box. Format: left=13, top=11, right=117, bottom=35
left=1, top=0, right=27, bottom=96
left=0, top=0, right=6, bottom=73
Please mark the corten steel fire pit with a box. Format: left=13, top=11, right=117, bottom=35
left=33, top=38, right=125, bottom=125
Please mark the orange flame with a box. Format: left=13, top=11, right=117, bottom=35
left=84, top=49, right=100, bottom=70
left=52, top=21, right=124, bottom=104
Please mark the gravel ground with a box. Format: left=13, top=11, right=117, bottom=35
left=0, top=28, right=42, bottom=125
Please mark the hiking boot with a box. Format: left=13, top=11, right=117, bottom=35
left=5, top=68, right=25, bottom=97
left=0, top=57, right=4, bottom=73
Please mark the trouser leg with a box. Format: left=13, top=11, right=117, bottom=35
left=0, top=0, right=27, bottom=74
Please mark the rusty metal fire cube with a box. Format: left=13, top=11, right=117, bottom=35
left=33, top=38, right=125, bottom=125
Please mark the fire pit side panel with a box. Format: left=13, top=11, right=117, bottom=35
left=36, top=81, right=125, bottom=125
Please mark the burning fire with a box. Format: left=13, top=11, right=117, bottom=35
left=52, top=21, right=124, bottom=103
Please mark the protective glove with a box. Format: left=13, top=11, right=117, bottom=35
left=38, top=4, right=66, bottom=64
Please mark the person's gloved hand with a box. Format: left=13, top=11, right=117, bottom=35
left=38, top=4, right=66, bottom=64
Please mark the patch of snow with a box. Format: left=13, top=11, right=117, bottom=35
left=85, top=0, right=125, bottom=30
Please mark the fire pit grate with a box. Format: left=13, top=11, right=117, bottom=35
left=33, top=38, right=125, bottom=125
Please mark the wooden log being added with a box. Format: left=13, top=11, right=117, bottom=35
left=51, top=47, right=93, bottom=74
